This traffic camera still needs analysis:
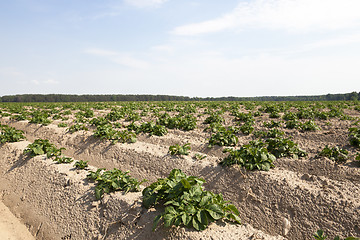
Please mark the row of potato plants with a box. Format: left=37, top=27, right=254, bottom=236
left=1, top=121, right=359, bottom=237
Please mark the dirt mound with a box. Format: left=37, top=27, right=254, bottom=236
left=0, top=141, right=284, bottom=240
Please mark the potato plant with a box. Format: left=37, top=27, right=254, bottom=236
left=87, top=168, right=146, bottom=200
left=142, top=169, right=241, bottom=231
left=314, top=229, right=359, bottom=240
left=169, top=143, right=191, bottom=156
left=316, top=145, right=348, bottom=162
left=0, top=125, right=26, bottom=143
left=349, top=127, right=360, bottom=148
left=74, top=160, right=89, bottom=170
left=221, top=141, right=276, bottom=171
left=208, top=128, right=238, bottom=148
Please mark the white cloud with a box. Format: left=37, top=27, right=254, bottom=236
left=304, top=33, right=360, bottom=49
left=172, top=0, right=360, bottom=35
left=124, top=0, right=168, bottom=8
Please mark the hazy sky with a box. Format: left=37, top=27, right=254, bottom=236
left=1, top=0, right=360, bottom=97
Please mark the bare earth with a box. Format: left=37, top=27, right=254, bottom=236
left=0, top=200, right=34, bottom=240
left=0, top=105, right=359, bottom=239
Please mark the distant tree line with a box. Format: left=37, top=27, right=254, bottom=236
left=0, top=92, right=359, bottom=102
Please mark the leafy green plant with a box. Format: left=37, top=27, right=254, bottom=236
left=208, top=128, right=238, bottom=148
left=313, top=229, right=359, bottom=240
left=266, top=137, right=307, bottom=159
left=54, top=156, right=74, bottom=164
left=142, top=169, right=241, bottom=231
left=221, top=142, right=276, bottom=171
left=157, top=114, right=197, bottom=131
left=193, top=153, right=207, bottom=160
left=254, top=128, right=285, bottom=139
left=74, top=160, right=89, bottom=169
left=24, top=139, right=58, bottom=157
left=89, top=117, right=110, bottom=127
left=87, top=168, right=146, bottom=200
left=57, top=122, right=68, bottom=128
left=0, top=125, right=26, bottom=143
left=316, top=145, right=348, bottom=162
left=283, top=112, right=298, bottom=121
left=204, top=122, right=224, bottom=133
left=349, top=127, right=360, bottom=148
left=285, top=119, right=300, bottom=129
left=29, top=111, right=52, bottom=126
left=68, top=123, right=88, bottom=133
left=239, top=122, right=254, bottom=135
left=203, top=113, right=224, bottom=124
left=263, top=120, right=282, bottom=128
left=169, top=143, right=191, bottom=156
left=300, top=120, right=321, bottom=131
left=23, top=139, right=73, bottom=163
left=139, top=122, right=168, bottom=136
left=94, top=124, right=136, bottom=144
left=269, top=111, right=280, bottom=118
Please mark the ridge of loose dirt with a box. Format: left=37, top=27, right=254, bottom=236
left=1, top=117, right=360, bottom=239
left=0, top=141, right=284, bottom=240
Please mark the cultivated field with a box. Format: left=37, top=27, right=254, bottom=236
left=0, top=101, right=360, bottom=240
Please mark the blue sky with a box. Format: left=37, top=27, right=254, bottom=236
left=1, top=0, right=360, bottom=97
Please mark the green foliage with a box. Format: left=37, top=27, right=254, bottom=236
left=349, top=127, right=360, bottom=148
left=313, top=229, right=359, bottom=240
left=208, top=128, right=238, bottom=148
left=157, top=114, right=197, bottom=131
left=57, top=122, right=68, bottom=128
left=126, top=112, right=141, bottom=122
left=74, top=160, right=89, bottom=170
left=239, top=122, right=254, bottom=135
left=221, top=142, right=276, bottom=171
left=204, top=113, right=224, bottom=124
left=138, top=122, right=168, bottom=136
left=297, top=109, right=315, bottom=119
left=269, top=111, right=280, bottom=118
left=300, top=120, right=321, bottom=131
left=263, top=120, right=282, bottom=128
left=94, top=124, right=137, bottom=144
left=233, top=112, right=254, bottom=122
left=68, top=123, right=88, bottom=133
left=254, top=129, right=285, bottom=139
left=23, top=139, right=73, bottom=163
left=89, top=117, right=110, bottom=127
left=169, top=143, right=191, bottom=156
left=24, top=139, right=58, bottom=157
left=0, top=125, right=25, bottom=143
left=193, top=153, right=207, bottom=160
left=29, top=111, right=52, bottom=126
left=316, top=145, right=348, bottom=162
left=285, top=120, right=301, bottom=129
left=105, top=108, right=126, bottom=121
left=76, top=109, right=94, bottom=118
left=142, top=169, right=241, bottom=231
left=54, top=156, right=74, bottom=164
left=283, top=112, right=298, bottom=121
left=87, top=168, right=146, bottom=200
left=11, top=113, right=28, bottom=121
left=266, top=137, right=307, bottom=159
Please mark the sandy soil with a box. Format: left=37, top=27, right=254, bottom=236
left=0, top=201, right=35, bottom=240
left=0, top=104, right=360, bottom=239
